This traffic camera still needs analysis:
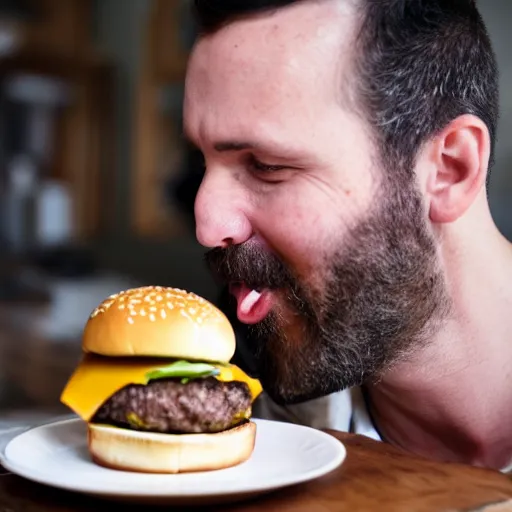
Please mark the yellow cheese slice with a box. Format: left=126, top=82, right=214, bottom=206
left=60, top=355, right=263, bottom=422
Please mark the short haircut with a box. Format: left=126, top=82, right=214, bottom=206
left=192, top=0, right=499, bottom=181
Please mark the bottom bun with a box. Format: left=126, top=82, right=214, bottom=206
left=87, top=421, right=257, bottom=474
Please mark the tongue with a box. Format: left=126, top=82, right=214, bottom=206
left=236, top=285, right=273, bottom=324
left=239, top=289, right=262, bottom=314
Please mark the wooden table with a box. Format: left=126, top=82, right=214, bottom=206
left=1, top=427, right=512, bottom=512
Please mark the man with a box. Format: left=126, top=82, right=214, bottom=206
left=183, top=0, right=512, bottom=471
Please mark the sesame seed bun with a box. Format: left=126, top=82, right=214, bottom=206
left=82, top=286, right=236, bottom=363
left=87, top=420, right=256, bottom=474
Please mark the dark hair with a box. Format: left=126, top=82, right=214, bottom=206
left=192, top=0, right=499, bottom=181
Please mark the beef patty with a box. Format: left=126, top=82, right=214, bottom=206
left=92, top=377, right=252, bottom=434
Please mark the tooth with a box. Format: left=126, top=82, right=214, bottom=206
left=240, top=290, right=262, bottom=314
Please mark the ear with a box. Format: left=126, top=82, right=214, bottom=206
left=427, top=114, right=490, bottom=224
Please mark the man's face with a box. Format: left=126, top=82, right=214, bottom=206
left=184, top=1, right=448, bottom=404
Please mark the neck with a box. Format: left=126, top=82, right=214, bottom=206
left=368, top=205, right=512, bottom=470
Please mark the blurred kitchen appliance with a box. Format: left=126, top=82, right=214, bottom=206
left=1, top=73, right=72, bottom=254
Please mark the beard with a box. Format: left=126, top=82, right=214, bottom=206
left=204, top=179, right=450, bottom=406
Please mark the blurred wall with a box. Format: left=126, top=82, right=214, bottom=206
left=90, top=0, right=512, bottom=299
left=94, top=0, right=148, bottom=239
left=479, top=0, right=512, bottom=240
left=91, top=0, right=217, bottom=300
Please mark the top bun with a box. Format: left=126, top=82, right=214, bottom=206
left=82, top=286, right=236, bottom=363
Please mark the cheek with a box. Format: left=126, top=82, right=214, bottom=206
left=252, top=193, right=336, bottom=276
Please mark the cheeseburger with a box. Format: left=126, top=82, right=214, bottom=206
left=60, top=286, right=262, bottom=474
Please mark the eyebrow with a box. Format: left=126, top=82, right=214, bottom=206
left=183, top=130, right=310, bottom=161
left=213, top=139, right=309, bottom=161
left=181, top=133, right=256, bottom=153
left=213, top=140, right=258, bottom=152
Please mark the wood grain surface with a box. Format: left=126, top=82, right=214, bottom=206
left=1, top=429, right=512, bottom=512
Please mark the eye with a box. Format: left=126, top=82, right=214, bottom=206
left=247, top=154, right=286, bottom=174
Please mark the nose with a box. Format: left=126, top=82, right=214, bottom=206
left=194, top=170, right=252, bottom=248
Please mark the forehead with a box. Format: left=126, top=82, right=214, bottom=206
left=184, top=1, right=359, bottom=142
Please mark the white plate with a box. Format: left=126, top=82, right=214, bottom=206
left=1, top=418, right=346, bottom=506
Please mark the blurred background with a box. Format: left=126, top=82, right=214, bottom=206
left=0, top=0, right=510, bottom=424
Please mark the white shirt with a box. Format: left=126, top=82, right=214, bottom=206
left=253, top=387, right=381, bottom=440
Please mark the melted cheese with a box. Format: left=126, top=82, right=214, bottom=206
left=60, top=355, right=263, bottom=421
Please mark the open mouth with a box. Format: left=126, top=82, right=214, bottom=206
left=229, top=282, right=274, bottom=325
